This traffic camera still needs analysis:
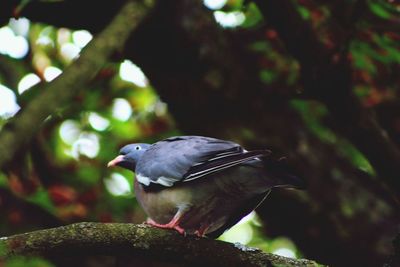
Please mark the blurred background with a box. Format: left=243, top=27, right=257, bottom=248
left=0, top=0, right=399, bottom=266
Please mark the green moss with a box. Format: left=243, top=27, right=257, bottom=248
left=4, top=256, right=55, bottom=267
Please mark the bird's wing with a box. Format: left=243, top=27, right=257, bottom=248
left=182, top=149, right=270, bottom=181
left=135, top=136, right=270, bottom=187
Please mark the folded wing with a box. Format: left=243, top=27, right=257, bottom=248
left=135, top=136, right=270, bottom=187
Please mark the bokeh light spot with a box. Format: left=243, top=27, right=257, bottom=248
left=8, top=18, right=30, bottom=37
left=36, top=36, right=54, bottom=47
left=71, top=132, right=100, bottom=159
left=88, top=112, right=110, bottom=131
left=0, top=26, right=29, bottom=58
left=44, top=66, right=62, bottom=81
left=213, top=11, right=245, bottom=28
left=36, top=26, right=55, bottom=47
left=8, top=36, right=29, bottom=58
left=60, top=43, right=81, bottom=61
left=18, top=73, right=41, bottom=94
left=104, top=173, right=132, bottom=196
left=59, top=120, right=81, bottom=145
left=219, top=222, right=254, bottom=244
left=237, top=211, right=256, bottom=224
left=112, top=98, right=132, bottom=121
left=119, top=60, right=148, bottom=87
left=0, top=84, right=20, bottom=119
left=203, top=0, right=227, bottom=10
left=72, top=30, right=93, bottom=48
left=219, top=211, right=258, bottom=244
left=57, top=28, right=71, bottom=45
left=273, top=248, right=296, bottom=258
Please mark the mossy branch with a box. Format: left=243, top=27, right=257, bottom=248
left=0, top=222, right=323, bottom=267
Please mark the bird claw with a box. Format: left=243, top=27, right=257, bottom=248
left=194, top=230, right=205, bottom=237
left=194, top=224, right=210, bottom=237
left=173, top=225, right=186, bottom=236
left=146, top=218, right=187, bottom=236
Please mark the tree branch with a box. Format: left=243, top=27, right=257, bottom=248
left=0, top=0, right=154, bottom=171
left=0, top=222, right=323, bottom=267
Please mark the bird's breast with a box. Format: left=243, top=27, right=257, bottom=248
left=134, top=178, right=193, bottom=224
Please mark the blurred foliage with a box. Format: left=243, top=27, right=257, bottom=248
left=0, top=0, right=399, bottom=265
left=4, top=256, right=55, bottom=267
left=0, top=20, right=177, bottom=226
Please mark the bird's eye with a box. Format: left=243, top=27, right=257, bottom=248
left=135, top=146, right=140, bottom=150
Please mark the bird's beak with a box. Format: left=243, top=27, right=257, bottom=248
left=107, top=155, right=125, bottom=167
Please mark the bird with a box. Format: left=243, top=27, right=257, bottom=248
left=107, top=135, right=304, bottom=238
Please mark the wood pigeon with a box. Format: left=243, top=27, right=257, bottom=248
left=107, top=135, right=304, bottom=237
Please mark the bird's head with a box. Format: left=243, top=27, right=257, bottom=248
left=107, top=143, right=151, bottom=171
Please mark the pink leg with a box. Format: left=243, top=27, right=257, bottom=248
left=146, top=207, right=188, bottom=235
left=146, top=217, right=186, bottom=235
left=194, top=224, right=210, bottom=237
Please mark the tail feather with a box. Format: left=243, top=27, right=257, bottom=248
left=263, top=157, right=306, bottom=189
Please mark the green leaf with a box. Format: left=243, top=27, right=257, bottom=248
left=241, top=3, right=263, bottom=28
left=0, top=173, right=7, bottom=188
left=248, top=41, right=270, bottom=52
left=291, top=100, right=374, bottom=175
left=369, top=0, right=392, bottom=19
left=298, top=6, right=310, bottom=20
left=259, top=70, right=277, bottom=84
left=25, top=188, right=56, bottom=214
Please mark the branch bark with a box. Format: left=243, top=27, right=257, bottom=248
left=0, top=0, right=154, bottom=171
left=0, top=222, right=323, bottom=267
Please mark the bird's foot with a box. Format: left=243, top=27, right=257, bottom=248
left=146, top=218, right=187, bottom=236
left=194, top=224, right=210, bottom=237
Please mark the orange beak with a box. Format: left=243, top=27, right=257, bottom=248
left=107, top=155, right=125, bottom=167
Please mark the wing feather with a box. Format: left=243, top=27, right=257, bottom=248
left=135, top=136, right=270, bottom=187
left=183, top=150, right=270, bottom=181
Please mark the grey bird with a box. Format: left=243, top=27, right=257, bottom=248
left=107, top=135, right=304, bottom=237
